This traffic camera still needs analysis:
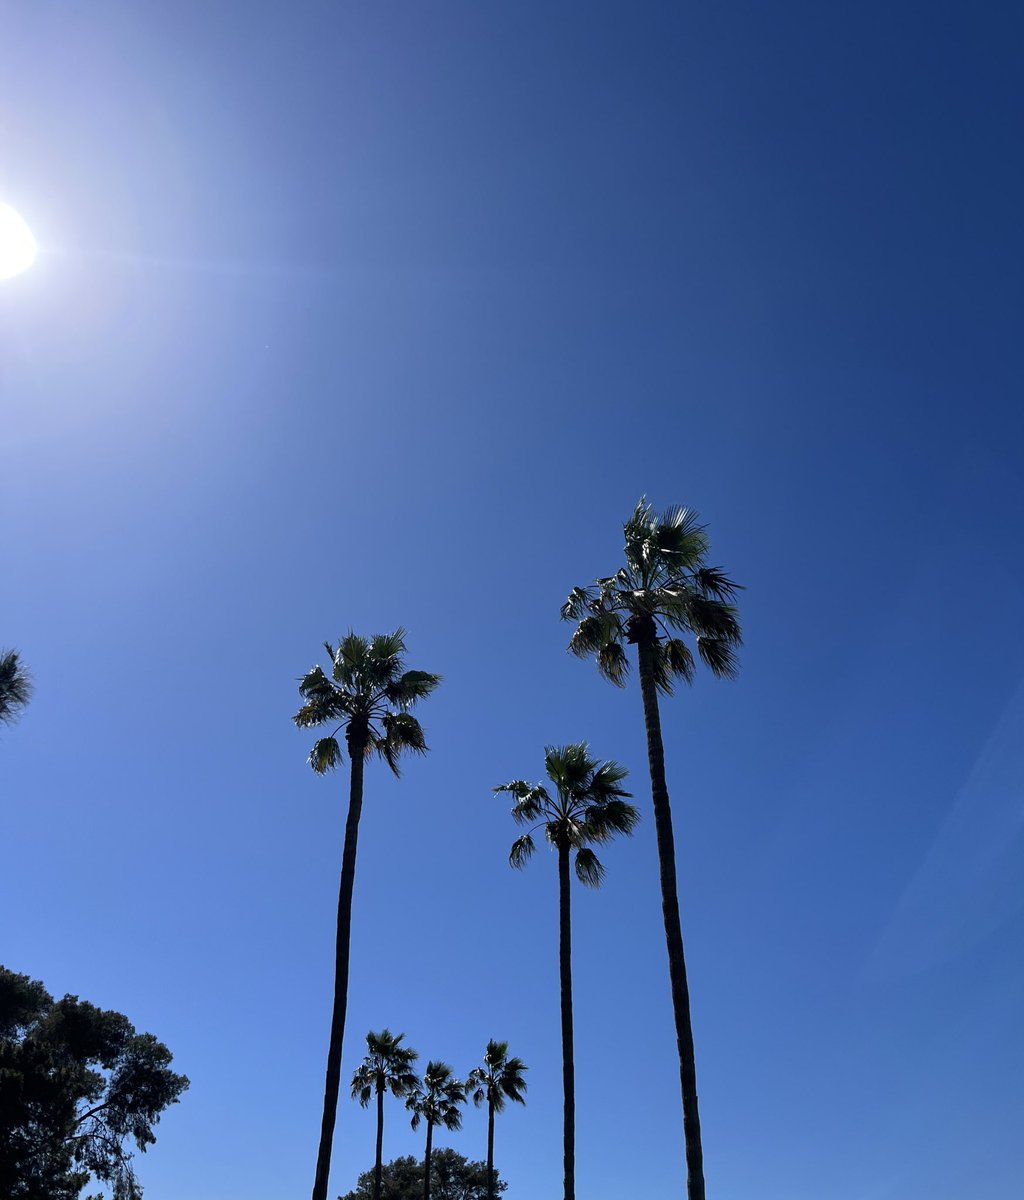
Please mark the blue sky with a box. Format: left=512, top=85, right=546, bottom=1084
left=2, top=3, right=1023, bottom=1198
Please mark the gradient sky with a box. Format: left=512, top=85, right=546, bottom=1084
left=2, top=3, right=1023, bottom=1199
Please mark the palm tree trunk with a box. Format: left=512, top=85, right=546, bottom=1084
left=311, top=745, right=365, bottom=1200
left=373, top=1080, right=385, bottom=1200
left=423, top=1116, right=433, bottom=1200
left=557, top=842, right=576, bottom=1200
left=486, top=1098, right=495, bottom=1200
left=636, top=636, right=706, bottom=1200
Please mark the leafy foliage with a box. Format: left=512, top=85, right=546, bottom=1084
left=465, top=1041, right=527, bottom=1115
left=407, top=1060, right=466, bottom=1133
left=561, top=499, right=743, bottom=693
left=0, top=966, right=188, bottom=1200
left=338, top=1150, right=507, bottom=1200
left=496, top=743, right=638, bottom=886
left=293, top=630, right=441, bottom=776
left=0, top=650, right=32, bottom=728
left=350, top=1030, right=420, bottom=1108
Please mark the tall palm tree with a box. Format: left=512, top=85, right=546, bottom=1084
left=495, top=744, right=637, bottom=1200
left=351, top=1029, right=421, bottom=1200
left=561, top=499, right=742, bottom=1200
left=294, top=630, right=440, bottom=1200
left=406, top=1060, right=466, bottom=1200
left=0, top=649, right=32, bottom=728
left=466, top=1040, right=527, bottom=1200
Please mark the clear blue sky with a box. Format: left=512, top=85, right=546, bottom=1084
left=2, top=3, right=1022, bottom=1198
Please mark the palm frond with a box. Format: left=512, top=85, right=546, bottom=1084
left=298, top=664, right=333, bottom=698
left=560, top=586, right=598, bottom=622
left=585, top=798, right=640, bottom=842
left=509, top=834, right=536, bottom=870
left=648, top=641, right=675, bottom=696
left=694, top=565, right=743, bottom=600
left=335, top=632, right=370, bottom=687
left=0, top=650, right=32, bottom=725
left=544, top=742, right=595, bottom=792
left=596, top=640, right=629, bottom=686
left=382, top=711, right=428, bottom=753
left=683, top=594, right=742, bottom=642
left=622, top=497, right=655, bottom=572
left=663, top=637, right=697, bottom=685
left=510, top=794, right=545, bottom=825
left=567, top=615, right=606, bottom=659
left=308, top=736, right=342, bottom=774
left=369, top=629, right=407, bottom=662
left=375, top=711, right=428, bottom=777
left=384, top=669, right=442, bottom=709
left=697, top=635, right=741, bottom=678
left=493, top=779, right=533, bottom=800
left=651, top=505, right=709, bottom=567
left=574, top=848, right=606, bottom=888
left=589, top=759, right=630, bottom=800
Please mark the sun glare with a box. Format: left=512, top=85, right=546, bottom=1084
left=0, top=203, right=38, bottom=279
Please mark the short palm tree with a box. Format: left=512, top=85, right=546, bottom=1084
left=351, top=1029, right=421, bottom=1200
left=0, top=649, right=32, bottom=728
left=496, top=744, right=637, bottom=1200
left=466, top=1040, right=527, bottom=1200
left=561, top=499, right=742, bottom=1200
left=406, top=1060, right=466, bottom=1200
left=294, top=630, right=440, bottom=1200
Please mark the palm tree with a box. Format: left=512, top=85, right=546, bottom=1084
left=0, top=649, right=32, bottom=728
left=466, top=1040, right=527, bottom=1200
left=294, top=630, right=440, bottom=1200
left=561, top=499, right=742, bottom=1200
left=495, top=744, right=637, bottom=1200
left=406, top=1060, right=466, bottom=1200
left=351, top=1030, right=421, bottom=1200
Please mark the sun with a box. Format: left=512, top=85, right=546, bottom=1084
left=0, top=203, right=38, bottom=279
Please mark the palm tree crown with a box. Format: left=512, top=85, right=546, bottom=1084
left=561, top=499, right=742, bottom=688
left=351, top=1030, right=421, bottom=1107
left=496, top=743, right=638, bottom=886
left=407, top=1060, right=466, bottom=1133
left=294, top=630, right=441, bottom=772
left=0, top=649, right=32, bottom=727
left=466, top=1041, right=527, bottom=1115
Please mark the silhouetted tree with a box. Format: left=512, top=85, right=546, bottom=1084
left=496, top=744, right=637, bottom=1200
left=0, top=965, right=188, bottom=1200
left=466, top=1042, right=526, bottom=1200
left=295, top=631, right=440, bottom=1200
left=351, top=1030, right=420, bottom=1200
left=562, top=499, right=742, bottom=1200
left=407, top=1061, right=466, bottom=1200
left=338, top=1149, right=506, bottom=1200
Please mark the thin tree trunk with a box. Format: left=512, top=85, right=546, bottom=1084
left=557, top=842, right=576, bottom=1200
left=636, top=636, right=706, bottom=1200
left=373, top=1080, right=385, bottom=1200
left=423, top=1116, right=433, bottom=1200
left=486, top=1098, right=495, bottom=1200
left=311, top=745, right=365, bottom=1200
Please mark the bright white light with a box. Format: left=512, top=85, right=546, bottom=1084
left=0, top=203, right=38, bottom=279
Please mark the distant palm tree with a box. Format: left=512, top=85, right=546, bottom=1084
left=466, top=1040, right=527, bottom=1200
left=562, top=499, right=742, bottom=1200
left=407, top=1060, right=467, bottom=1200
left=0, top=649, right=32, bottom=728
left=351, top=1030, right=421, bottom=1200
left=295, top=631, right=440, bottom=1200
left=496, top=744, right=637, bottom=1200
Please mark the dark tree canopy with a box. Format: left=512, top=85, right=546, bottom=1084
left=0, top=966, right=188, bottom=1200
left=0, top=649, right=33, bottom=728
left=338, top=1150, right=507, bottom=1200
